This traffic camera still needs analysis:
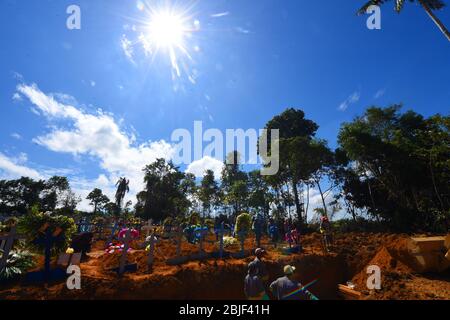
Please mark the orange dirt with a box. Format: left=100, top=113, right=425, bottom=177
left=0, top=232, right=449, bottom=300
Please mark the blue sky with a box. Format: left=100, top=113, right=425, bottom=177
left=0, top=0, right=449, bottom=213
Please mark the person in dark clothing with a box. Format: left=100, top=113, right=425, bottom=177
left=270, top=265, right=318, bottom=300
left=244, top=263, right=266, bottom=300
left=248, top=248, right=268, bottom=282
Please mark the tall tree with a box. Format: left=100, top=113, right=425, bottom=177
left=248, top=170, right=273, bottom=218
left=358, top=0, right=450, bottom=41
left=221, top=151, right=249, bottom=217
left=264, top=108, right=319, bottom=224
left=86, top=188, right=110, bottom=215
left=136, top=159, right=193, bottom=222
left=338, top=105, right=450, bottom=231
left=198, top=170, right=220, bottom=217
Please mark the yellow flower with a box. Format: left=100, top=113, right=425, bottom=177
left=66, top=248, right=75, bottom=254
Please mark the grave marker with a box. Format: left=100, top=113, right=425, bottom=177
left=219, top=223, right=224, bottom=259
left=106, top=222, right=119, bottom=248
left=0, top=226, right=23, bottom=273
left=118, top=229, right=134, bottom=275
left=33, top=226, right=64, bottom=280
left=141, top=219, right=153, bottom=238
left=146, top=232, right=159, bottom=270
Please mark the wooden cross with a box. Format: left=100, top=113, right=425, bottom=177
left=118, top=228, right=132, bottom=275
left=219, top=223, right=224, bottom=259
left=146, top=232, right=159, bottom=270
left=0, top=226, right=23, bottom=273
left=77, top=219, right=93, bottom=233
left=198, top=228, right=207, bottom=254
left=238, top=230, right=247, bottom=256
left=175, top=231, right=183, bottom=258
left=33, top=226, right=63, bottom=280
left=141, top=219, right=153, bottom=238
left=106, top=222, right=119, bottom=248
left=92, top=222, right=104, bottom=240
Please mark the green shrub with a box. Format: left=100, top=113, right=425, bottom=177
left=188, top=211, right=201, bottom=225
left=0, top=249, right=35, bottom=282
left=235, top=212, right=252, bottom=237
left=204, top=218, right=215, bottom=229
left=17, top=212, right=77, bottom=254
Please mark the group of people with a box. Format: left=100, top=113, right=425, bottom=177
left=244, top=248, right=318, bottom=300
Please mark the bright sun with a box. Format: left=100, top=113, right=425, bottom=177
left=147, top=10, right=187, bottom=49
left=133, top=1, right=199, bottom=79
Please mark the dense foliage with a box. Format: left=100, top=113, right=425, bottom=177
left=17, top=211, right=77, bottom=253
left=0, top=105, right=448, bottom=233
left=0, top=249, right=35, bottom=282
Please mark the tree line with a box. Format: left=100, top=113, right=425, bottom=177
left=1, top=105, right=448, bottom=232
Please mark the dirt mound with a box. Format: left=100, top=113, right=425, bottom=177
left=352, top=245, right=414, bottom=290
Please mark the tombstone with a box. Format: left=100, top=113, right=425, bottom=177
left=0, top=226, right=23, bottom=273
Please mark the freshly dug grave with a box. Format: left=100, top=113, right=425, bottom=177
left=1, top=232, right=449, bottom=300
left=350, top=237, right=450, bottom=300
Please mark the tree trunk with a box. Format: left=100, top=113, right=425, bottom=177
left=305, top=184, right=310, bottom=222
left=419, top=0, right=450, bottom=41
left=292, top=180, right=303, bottom=223
left=316, top=180, right=328, bottom=216
left=429, top=154, right=445, bottom=211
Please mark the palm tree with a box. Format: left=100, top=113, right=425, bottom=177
left=115, top=177, right=130, bottom=212
left=359, top=0, right=450, bottom=41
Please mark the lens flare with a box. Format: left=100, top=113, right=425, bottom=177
left=134, top=1, right=198, bottom=79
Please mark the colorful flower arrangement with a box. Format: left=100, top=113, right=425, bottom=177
left=105, top=228, right=140, bottom=254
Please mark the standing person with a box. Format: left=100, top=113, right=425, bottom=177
left=268, top=219, right=279, bottom=247
left=244, top=263, right=266, bottom=300
left=248, top=248, right=269, bottom=282
left=319, top=214, right=332, bottom=253
left=270, top=265, right=318, bottom=300
left=252, top=214, right=264, bottom=248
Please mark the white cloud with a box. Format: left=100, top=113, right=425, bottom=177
left=186, top=156, right=224, bottom=179
left=16, top=83, right=176, bottom=201
left=211, top=12, right=230, bottom=18
left=90, top=80, right=96, bottom=87
left=374, top=88, right=386, bottom=99
left=338, top=91, right=361, bottom=111
left=0, top=153, right=42, bottom=180
left=11, top=133, right=22, bottom=140
left=121, top=34, right=135, bottom=63
left=12, top=93, right=22, bottom=102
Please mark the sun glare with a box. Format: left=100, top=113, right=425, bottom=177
left=136, top=3, right=198, bottom=79
left=147, top=10, right=187, bottom=49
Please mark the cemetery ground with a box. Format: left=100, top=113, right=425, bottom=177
left=1, top=231, right=449, bottom=300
